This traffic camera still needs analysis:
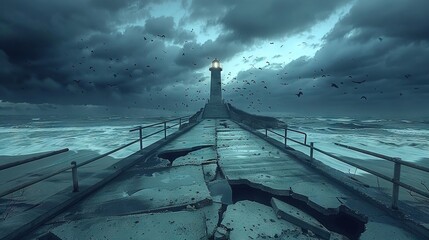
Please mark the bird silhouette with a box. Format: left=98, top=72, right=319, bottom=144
left=296, top=91, right=303, bottom=97
left=352, top=80, right=366, bottom=84
left=361, top=96, right=367, bottom=100
left=331, top=83, right=339, bottom=88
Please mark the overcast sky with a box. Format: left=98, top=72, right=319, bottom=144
left=1, top=0, right=428, bottom=118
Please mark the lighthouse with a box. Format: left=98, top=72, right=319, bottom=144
left=203, top=58, right=229, bottom=118
left=209, top=58, right=222, bottom=104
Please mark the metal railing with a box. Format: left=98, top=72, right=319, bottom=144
left=263, top=126, right=429, bottom=210
left=0, top=148, right=69, bottom=171
left=129, top=115, right=192, bottom=150
left=264, top=126, right=307, bottom=147
left=0, top=115, right=192, bottom=199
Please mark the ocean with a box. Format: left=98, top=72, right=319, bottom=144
left=0, top=115, right=181, bottom=160
left=1, top=114, right=428, bottom=202
left=1, top=114, right=427, bottom=167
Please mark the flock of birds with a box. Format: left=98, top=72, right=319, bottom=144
left=62, top=34, right=415, bottom=113
left=66, top=33, right=216, bottom=113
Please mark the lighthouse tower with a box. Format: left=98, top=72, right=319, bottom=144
left=203, top=59, right=229, bottom=118
left=209, top=58, right=222, bottom=104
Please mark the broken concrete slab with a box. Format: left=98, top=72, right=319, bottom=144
left=361, top=216, right=422, bottom=240
left=197, top=202, right=223, bottom=238
left=202, top=163, right=218, bottom=182
left=217, top=120, right=353, bottom=215
left=160, top=120, right=216, bottom=150
left=168, top=145, right=217, bottom=166
left=220, top=200, right=320, bottom=240
left=44, top=211, right=207, bottom=240
left=207, top=179, right=232, bottom=204
left=271, top=197, right=331, bottom=239
left=53, top=165, right=212, bottom=220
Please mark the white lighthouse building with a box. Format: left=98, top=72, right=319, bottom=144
left=203, top=59, right=229, bottom=118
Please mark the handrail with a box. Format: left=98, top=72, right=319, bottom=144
left=334, top=143, right=397, bottom=162
left=312, top=143, right=429, bottom=207
left=287, top=128, right=307, bottom=145
left=129, top=115, right=192, bottom=150
left=0, top=148, right=69, bottom=171
left=335, top=142, right=429, bottom=173
left=0, top=139, right=139, bottom=198
left=0, top=164, right=73, bottom=198
left=0, top=115, right=193, bottom=199
left=260, top=124, right=429, bottom=210
left=129, top=115, right=191, bottom=132
left=264, top=127, right=307, bottom=146
left=77, top=139, right=140, bottom=168
left=312, top=146, right=393, bottom=182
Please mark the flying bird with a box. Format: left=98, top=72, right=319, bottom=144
left=352, top=80, right=366, bottom=84
left=361, top=96, right=367, bottom=100
left=331, top=83, right=339, bottom=88
left=296, top=91, right=303, bottom=97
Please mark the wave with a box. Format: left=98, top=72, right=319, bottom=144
left=316, top=117, right=352, bottom=122
left=361, top=119, right=386, bottom=123
left=385, top=128, right=429, bottom=136
left=328, top=122, right=382, bottom=130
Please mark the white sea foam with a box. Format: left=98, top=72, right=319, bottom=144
left=0, top=118, right=179, bottom=159
left=274, top=117, right=429, bottom=176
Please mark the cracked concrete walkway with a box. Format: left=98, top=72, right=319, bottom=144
left=216, top=119, right=421, bottom=240
left=23, top=119, right=423, bottom=240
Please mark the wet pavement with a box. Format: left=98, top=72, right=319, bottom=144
left=24, top=119, right=424, bottom=240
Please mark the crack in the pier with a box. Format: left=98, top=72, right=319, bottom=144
left=230, top=183, right=367, bottom=240
left=157, top=145, right=214, bottom=166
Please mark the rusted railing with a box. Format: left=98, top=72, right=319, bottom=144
left=0, top=115, right=192, bottom=199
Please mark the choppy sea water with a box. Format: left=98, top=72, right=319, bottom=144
left=0, top=115, right=180, bottom=159
left=1, top=115, right=428, bottom=169
left=0, top=114, right=428, bottom=204
left=279, top=116, right=429, bottom=165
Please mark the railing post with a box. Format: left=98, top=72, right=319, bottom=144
left=179, top=118, right=182, bottom=127
left=284, top=127, right=288, bottom=147
left=139, top=127, right=143, bottom=150
left=164, top=122, right=167, bottom=139
left=310, top=142, right=314, bottom=161
left=265, top=128, right=268, bottom=137
left=71, top=161, right=79, bottom=192
left=391, top=160, right=401, bottom=209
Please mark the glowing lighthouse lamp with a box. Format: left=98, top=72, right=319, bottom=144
left=209, top=58, right=223, bottom=104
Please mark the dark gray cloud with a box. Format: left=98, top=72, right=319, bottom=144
left=224, top=0, right=429, bottom=118
left=188, top=0, right=350, bottom=42
left=1, top=0, right=428, bottom=118
left=0, top=0, right=210, bottom=112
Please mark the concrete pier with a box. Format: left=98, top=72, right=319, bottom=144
left=9, top=119, right=427, bottom=240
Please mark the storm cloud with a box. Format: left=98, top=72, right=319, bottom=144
left=0, top=0, right=428, bottom=118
